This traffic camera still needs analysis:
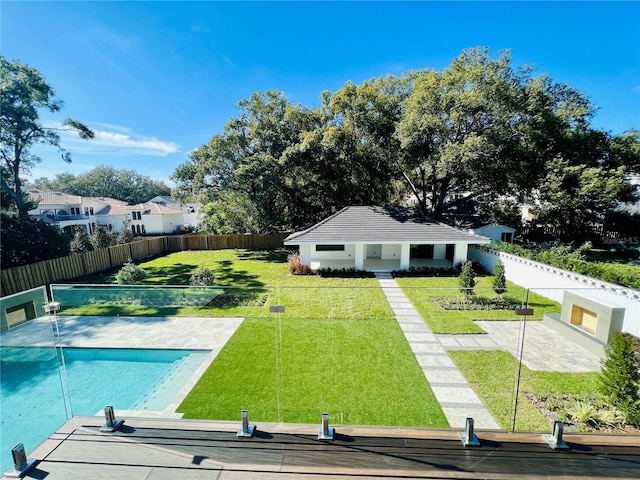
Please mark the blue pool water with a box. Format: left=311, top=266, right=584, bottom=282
left=0, top=347, right=209, bottom=473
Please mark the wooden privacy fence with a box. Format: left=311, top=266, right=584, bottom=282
left=1, top=233, right=287, bottom=297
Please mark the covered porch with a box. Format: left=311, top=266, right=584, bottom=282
left=310, top=257, right=454, bottom=272
left=301, top=242, right=466, bottom=273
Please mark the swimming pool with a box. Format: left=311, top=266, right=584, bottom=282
left=0, top=347, right=210, bottom=473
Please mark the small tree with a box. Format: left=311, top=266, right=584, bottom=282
left=458, top=261, right=476, bottom=297
left=190, top=265, right=215, bottom=286
left=70, top=225, right=93, bottom=253
left=598, top=332, right=640, bottom=425
left=492, top=259, right=507, bottom=298
left=91, top=221, right=113, bottom=249
left=115, top=259, right=146, bottom=285
left=116, top=218, right=135, bottom=244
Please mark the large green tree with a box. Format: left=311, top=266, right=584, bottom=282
left=173, top=47, right=636, bottom=237
left=34, top=165, right=171, bottom=205
left=0, top=55, right=94, bottom=219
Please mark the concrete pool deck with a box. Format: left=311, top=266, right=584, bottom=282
left=0, top=315, right=244, bottom=350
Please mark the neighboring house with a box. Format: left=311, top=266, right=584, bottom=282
left=105, top=202, right=186, bottom=235
left=284, top=206, right=491, bottom=272
left=27, top=189, right=189, bottom=235
left=149, top=196, right=202, bottom=229
left=470, top=224, right=516, bottom=244
left=27, top=190, right=126, bottom=235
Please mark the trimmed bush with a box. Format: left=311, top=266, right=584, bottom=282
left=115, top=260, right=147, bottom=285
left=458, top=260, right=476, bottom=297
left=190, top=266, right=215, bottom=286
left=492, top=259, right=506, bottom=297
left=598, top=331, right=640, bottom=426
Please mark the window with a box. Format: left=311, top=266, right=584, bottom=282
left=131, top=225, right=136, bottom=233
left=316, top=245, right=345, bottom=251
left=84, top=207, right=94, bottom=215
left=136, top=225, right=141, bottom=234
left=70, top=207, right=80, bottom=215
left=142, top=225, right=146, bottom=234
left=500, top=232, right=513, bottom=243
left=131, top=211, right=142, bottom=220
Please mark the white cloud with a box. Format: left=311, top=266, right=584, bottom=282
left=92, top=130, right=178, bottom=156
left=47, top=121, right=180, bottom=157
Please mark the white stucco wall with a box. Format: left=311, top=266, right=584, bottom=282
left=381, top=244, right=401, bottom=260
left=366, top=244, right=382, bottom=258
left=311, top=244, right=356, bottom=260
left=453, top=243, right=468, bottom=266
left=469, top=246, right=640, bottom=337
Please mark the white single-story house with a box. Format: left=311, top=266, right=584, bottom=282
left=284, top=206, right=491, bottom=272
left=470, top=224, right=516, bottom=244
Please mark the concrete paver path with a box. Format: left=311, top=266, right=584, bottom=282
left=376, top=273, right=499, bottom=430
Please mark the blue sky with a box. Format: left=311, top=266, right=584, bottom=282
left=3, top=1, right=639, bottom=187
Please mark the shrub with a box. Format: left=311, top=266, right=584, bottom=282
left=70, top=225, right=93, bottom=253
left=598, top=331, right=640, bottom=426
left=190, top=266, right=215, bottom=286
left=116, top=218, right=135, bottom=244
left=565, top=399, right=599, bottom=426
left=458, top=260, right=476, bottom=297
left=488, top=241, right=640, bottom=288
left=394, top=266, right=457, bottom=277
left=91, top=221, right=114, bottom=249
left=492, top=259, right=506, bottom=297
left=115, top=259, right=146, bottom=285
left=1, top=214, right=71, bottom=268
left=288, top=253, right=311, bottom=275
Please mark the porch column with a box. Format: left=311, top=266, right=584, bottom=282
left=355, top=244, right=364, bottom=270
left=400, top=243, right=410, bottom=270
left=433, top=244, right=446, bottom=260
left=300, top=244, right=312, bottom=266
left=453, top=243, right=468, bottom=267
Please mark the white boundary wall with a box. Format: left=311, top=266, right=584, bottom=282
left=469, top=246, right=640, bottom=338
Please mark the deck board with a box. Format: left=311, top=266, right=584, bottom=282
left=5, top=417, right=640, bottom=479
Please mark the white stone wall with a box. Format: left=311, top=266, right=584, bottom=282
left=469, top=246, right=640, bottom=337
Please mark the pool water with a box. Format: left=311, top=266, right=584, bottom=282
left=0, top=347, right=210, bottom=473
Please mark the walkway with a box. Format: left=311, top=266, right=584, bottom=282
left=375, top=273, right=499, bottom=429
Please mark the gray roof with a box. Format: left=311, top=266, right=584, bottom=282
left=284, top=206, right=491, bottom=244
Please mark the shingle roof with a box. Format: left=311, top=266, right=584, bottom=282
left=284, top=206, right=491, bottom=244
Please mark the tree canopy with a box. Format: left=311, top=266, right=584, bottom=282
left=34, top=165, right=171, bottom=205
left=1, top=55, right=94, bottom=218
left=172, top=47, right=638, bottom=239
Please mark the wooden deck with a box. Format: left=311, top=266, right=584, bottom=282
left=6, top=417, right=640, bottom=479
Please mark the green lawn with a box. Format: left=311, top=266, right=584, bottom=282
left=65, top=249, right=444, bottom=426
left=449, top=350, right=599, bottom=431
left=60, top=249, right=584, bottom=429
left=177, top=316, right=449, bottom=427
left=60, top=249, right=392, bottom=319
left=395, top=276, right=561, bottom=334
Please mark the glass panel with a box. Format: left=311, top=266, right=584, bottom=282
left=1, top=287, right=68, bottom=474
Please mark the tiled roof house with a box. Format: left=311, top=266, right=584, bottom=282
left=284, top=206, right=490, bottom=272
